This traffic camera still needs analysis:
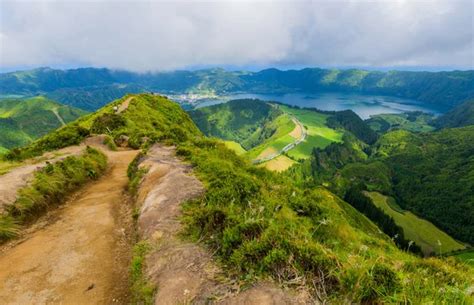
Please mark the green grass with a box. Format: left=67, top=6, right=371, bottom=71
left=366, top=112, right=435, bottom=133
left=130, top=241, right=156, bottom=304
left=279, top=106, right=343, bottom=159
left=0, top=147, right=107, bottom=240
left=365, top=192, right=465, bottom=255
left=0, top=159, right=21, bottom=175
left=0, top=96, right=87, bottom=149
left=177, top=138, right=473, bottom=304
left=223, top=140, right=246, bottom=155
left=453, top=250, right=474, bottom=266
left=246, top=113, right=296, bottom=159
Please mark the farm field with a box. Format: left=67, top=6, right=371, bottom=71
left=246, top=113, right=296, bottom=160
left=279, top=105, right=343, bottom=160
left=260, top=155, right=296, bottom=172
left=365, top=191, right=465, bottom=255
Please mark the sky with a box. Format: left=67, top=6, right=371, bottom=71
left=0, top=0, right=473, bottom=72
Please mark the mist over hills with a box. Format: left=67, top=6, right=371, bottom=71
left=2, top=67, right=473, bottom=111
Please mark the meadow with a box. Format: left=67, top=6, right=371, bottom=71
left=365, top=191, right=465, bottom=255
left=279, top=105, right=343, bottom=160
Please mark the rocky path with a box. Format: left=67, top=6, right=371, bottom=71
left=0, top=149, right=138, bottom=304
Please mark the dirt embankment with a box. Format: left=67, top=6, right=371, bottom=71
left=0, top=148, right=138, bottom=304
left=135, top=144, right=310, bottom=304
left=0, top=135, right=109, bottom=213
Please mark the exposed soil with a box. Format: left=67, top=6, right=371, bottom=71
left=117, top=96, right=133, bottom=113
left=136, top=144, right=311, bottom=305
left=289, top=118, right=303, bottom=139
left=0, top=148, right=138, bottom=304
left=0, top=135, right=108, bottom=213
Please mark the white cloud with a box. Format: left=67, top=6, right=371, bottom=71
left=0, top=0, right=472, bottom=71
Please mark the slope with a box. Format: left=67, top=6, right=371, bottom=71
left=0, top=96, right=87, bottom=151
left=1, top=93, right=472, bottom=303
left=434, top=98, right=474, bottom=128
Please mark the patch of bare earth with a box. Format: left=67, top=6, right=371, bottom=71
left=135, top=144, right=311, bottom=304
left=0, top=135, right=109, bottom=213
left=117, top=96, right=133, bottom=113
left=0, top=148, right=138, bottom=304
left=289, top=118, right=303, bottom=139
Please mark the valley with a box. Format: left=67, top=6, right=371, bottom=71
left=0, top=91, right=472, bottom=303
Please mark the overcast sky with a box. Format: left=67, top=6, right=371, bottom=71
left=0, top=0, right=473, bottom=72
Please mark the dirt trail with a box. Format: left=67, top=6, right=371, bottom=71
left=117, top=96, right=133, bottom=113
left=0, top=135, right=108, bottom=213
left=0, top=148, right=138, bottom=304
left=136, top=144, right=310, bottom=304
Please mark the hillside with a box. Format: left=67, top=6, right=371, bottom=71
left=189, top=99, right=281, bottom=150
left=366, top=111, right=435, bottom=133
left=2, top=67, right=473, bottom=110
left=0, top=93, right=472, bottom=303
left=297, top=126, right=474, bottom=251
left=0, top=96, right=86, bottom=151
left=434, top=99, right=474, bottom=128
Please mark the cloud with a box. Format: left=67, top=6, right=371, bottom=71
left=0, top=0, right=472, bottom=72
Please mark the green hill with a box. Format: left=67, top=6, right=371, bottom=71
left=366, top=111, right=435, bottom=133
left=3, top=93, right=472, bottom=303
left=297, top=126, right=474, bottom=248
left=0, top=96, right=86, bottom=151
left=434, top=99, right=474, bottom=128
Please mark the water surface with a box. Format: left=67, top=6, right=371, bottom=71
left=194, top=92, right=442, bottom=119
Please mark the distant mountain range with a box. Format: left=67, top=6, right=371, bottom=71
left=1, top=67, right=473, bottom=111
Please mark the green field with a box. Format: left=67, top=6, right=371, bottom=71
left=279, top=106, right=343, bottom=160
left=223, top=140, right=246, bottom=155
left=453, top=250, right=474, bottom=266
left=246, top=113, right=296, bottom=159
left=366, top=192, right=465, bottom=255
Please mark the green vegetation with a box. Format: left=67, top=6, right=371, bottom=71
left=327, top=110, right=378, bottom=144
left=0, top=147, right=107, bottom=240
left=223, top=140, right=246, bottom=155
left=279, top=105, right=343, bottom=160
left=366, top=111, right=435, bottom=133
left=176, top=138, right=472, bottom=303
left=434, top=99, right=474, bottom=128
left=453, top=250, right=474, bottom=267
left=4, top=94, right=200, bottom=161
left=0, top=96, right=86, bottom=151
left=189, top=99, right=282, bottom=150
left=130, top=241, right=156, bottom=305
left=366, top=192, right=465, bottom=255
left=246, top=113, right=295, bottom=160
left=2, top=67, right=473, bottom=109
left=296, top=126, right=474, bottom=247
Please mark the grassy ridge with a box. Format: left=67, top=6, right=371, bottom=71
left=0, top=147, right=107, bottom=240
left=176, top=138, right=473, bottom=303
left=0, top=96, right=87, bottom=151
left=366, top=192, right=465, bottom=255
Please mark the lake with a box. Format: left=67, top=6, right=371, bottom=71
left=194, top=92, right=442, bottom=119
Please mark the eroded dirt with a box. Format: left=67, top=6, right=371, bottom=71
left=0, top=135, right=109, bottom=213
left=136, top=144, right=311, bottom=305
left=0, top=148, right=138, bottom=304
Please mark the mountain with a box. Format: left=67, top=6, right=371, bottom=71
left=1, top=93, right=472, bottom=303
left=2, top=67, right=473, bottom=111
left=0, top=96, right=87, bottom=151
left=434, top=99, right=474, bottom=128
